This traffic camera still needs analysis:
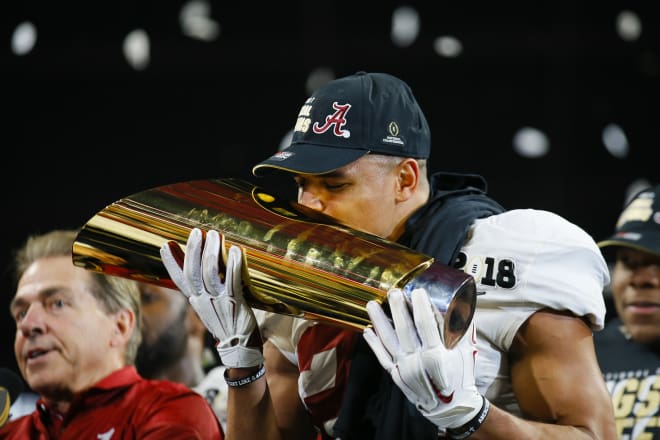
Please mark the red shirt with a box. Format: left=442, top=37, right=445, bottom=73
left=0, top=366, right=224, bottom=439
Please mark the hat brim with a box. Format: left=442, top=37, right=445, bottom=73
left=252, top=143, right=370, bottom=177
left=598, top=233, right=660, bottom=257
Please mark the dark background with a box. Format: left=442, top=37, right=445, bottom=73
left=1, top=1, right=657, bottom=374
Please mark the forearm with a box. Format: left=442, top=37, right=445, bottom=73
left=226, top=367, right=282, bottom=440
left=470, top=404, right=613, bottom=440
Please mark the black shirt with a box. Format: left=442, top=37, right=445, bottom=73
left=594, top=318, right=660, bottom=439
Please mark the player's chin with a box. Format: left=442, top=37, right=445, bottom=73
left=625, top=320, right=660, bottom=345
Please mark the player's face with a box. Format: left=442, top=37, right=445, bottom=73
left=11, top=256, right=126, bottom=397
left=611, top=247, right=660, bottom=345
left=294, top=155, right=403, bottom=240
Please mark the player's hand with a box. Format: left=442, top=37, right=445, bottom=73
left=160, top=228, right=264, bottom=368
left=363, top=287, right=484, bottom=430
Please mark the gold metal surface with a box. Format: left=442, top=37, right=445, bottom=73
left=73, top=178, right=475, bottom=347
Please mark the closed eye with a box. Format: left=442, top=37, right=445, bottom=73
left=324, top=182, right=349, bottom=191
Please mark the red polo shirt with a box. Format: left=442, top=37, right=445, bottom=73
left=0, top=366, right=223, bottom=439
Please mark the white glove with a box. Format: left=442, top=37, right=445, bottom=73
left=363, top=287, right=484, bottom=430
left=160, top=228, right=264, bottom=368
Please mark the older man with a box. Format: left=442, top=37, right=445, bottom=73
left=0, top=229, right=223, bottom=439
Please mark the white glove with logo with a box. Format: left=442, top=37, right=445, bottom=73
left=160, top=228, right=264, bottom=369
left=363, top=287, right=484, bottom=431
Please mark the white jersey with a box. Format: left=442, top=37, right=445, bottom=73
left=456, top=209, right=608, bottom=415
left=256, top=208, right=610, bottom=426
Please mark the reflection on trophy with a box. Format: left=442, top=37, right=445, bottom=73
left=72, top=178, right=476, bottom=348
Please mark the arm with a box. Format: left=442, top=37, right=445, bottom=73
left=264, top=341, right=317, bottom=438
left=471, top=309, right=616, bottom=439
left=216, top=338, right=318, bottom=440
left=224, top=363, right=279, bottom=439
left=227, top=341, right=317, bottom=439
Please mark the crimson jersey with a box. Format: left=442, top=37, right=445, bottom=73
left=0, top=366, right=223, bottom=440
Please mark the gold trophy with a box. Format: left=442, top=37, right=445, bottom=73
left=72, top=178, right=476, bottom=348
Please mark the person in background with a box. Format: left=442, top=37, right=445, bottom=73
left=595, top=183, right=660, bottom=439
left=160, top=71, right=616, bottom=439
left=136, top=282, right=228, bottom=431
left=0, top=229, right=223, bottom=439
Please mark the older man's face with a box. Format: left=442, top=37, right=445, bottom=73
left=11, top=256, right=126, bottom=399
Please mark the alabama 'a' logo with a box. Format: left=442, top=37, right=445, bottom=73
left=312, top=102, right=352, bottom=138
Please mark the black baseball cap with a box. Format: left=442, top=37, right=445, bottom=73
left=598, top=184, right=660, bottom=256
left=252, top=71, right=431, bottom=176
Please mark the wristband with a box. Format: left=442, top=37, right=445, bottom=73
left=224, top=365, right=266, bottom=387
left=445, top=396, right=490, bottom=439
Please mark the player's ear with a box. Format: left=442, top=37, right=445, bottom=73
left=396, top=158, right=420, bottom=202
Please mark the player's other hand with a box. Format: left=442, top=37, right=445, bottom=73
left=363, top=287, right=484, bottom=430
